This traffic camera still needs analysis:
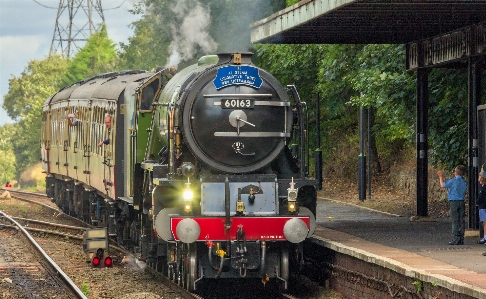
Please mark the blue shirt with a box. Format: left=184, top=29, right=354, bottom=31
left=443, top=176, right=467, bottom=201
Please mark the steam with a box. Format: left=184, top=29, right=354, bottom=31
left=166, top=0, right=217, bottom=67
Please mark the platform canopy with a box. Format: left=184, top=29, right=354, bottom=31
left=250, top=0, right=486, bottom=44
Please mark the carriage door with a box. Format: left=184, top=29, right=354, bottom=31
left=41, top=109, right=52, bottom=173
left=103, top=103, right=117, bottom=199
left=80, top=105, right=91, bottom=186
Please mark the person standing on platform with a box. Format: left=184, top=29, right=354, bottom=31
left=437, top=165, right=467, bottom=245
left=477, top=167, right=486, bottom=244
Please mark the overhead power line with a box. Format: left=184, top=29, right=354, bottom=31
left=105, top=0, right=127, bottom=10
left=32, top=0, right=57, bottom=9
left=33, top=0, right=126, bottom=10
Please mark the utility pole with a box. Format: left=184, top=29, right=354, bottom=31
left=49, top=0, right=105, bottom=57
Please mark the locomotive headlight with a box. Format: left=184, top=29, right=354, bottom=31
left=183, top=198, right=192, bottom=213
left=183, top=189, right=194, bottom=200
left=183, top=176, right=193, bottom=213
left=288, top=201, right=297, bottom=213
left=183, top=189, right=193, bottom=213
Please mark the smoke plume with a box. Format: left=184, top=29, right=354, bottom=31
left=166, top=0, right=217, bottom=67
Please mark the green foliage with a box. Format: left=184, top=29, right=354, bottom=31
left=22, top=186, right=39, bottom=191
left=427, top=69, right=469, bottom=169
left=2, top=55, right=68, bottom=176
left=253, top=43, right=475, bottom=175
left=412, top=280, right=423, bottom=293
left=0, top=125, right=17, bottom=183
left=118, top=0, right=173, bottom=70
left=3, top=55, right=67, bottom=120
left=286, top=0, right=299, bottom=5
left=61, top=24, right=117, bottom=86
left=255, top=44, right=323, bottom=101
left=348, top=44, right=416, bottom=142
left=81, top=282, right=90, bottom=296
left=316, top=44, right=364, bottom=118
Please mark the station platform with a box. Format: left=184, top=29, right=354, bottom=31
left=313, top=197, right=486, bottom=299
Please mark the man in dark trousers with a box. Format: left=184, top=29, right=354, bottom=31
left=437, top=165, right=467, bottom=245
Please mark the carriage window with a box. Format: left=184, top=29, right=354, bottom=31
left=93, top=107, right=101, bottom=155
left=53, top=108, right=60, bottom=146
left=140, top=79, right=159, bottom=111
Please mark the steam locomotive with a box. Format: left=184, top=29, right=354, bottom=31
left=41, top=52, right=318, bottom=291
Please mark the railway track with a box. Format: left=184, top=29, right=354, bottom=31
left=1, top=189, right=335, bottom=299
left=9, top=217, right=87, bottom=238
left=0, top=211, right=87, bottom=298
left=5, top=189, right=88, bottom=226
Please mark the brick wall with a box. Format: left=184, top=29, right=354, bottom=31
left=304, top=243, right=475, bottom=299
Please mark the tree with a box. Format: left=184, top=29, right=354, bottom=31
left=0, top=124, right=17, bottom=183
left=118, top=0, right=180, bottom=71
left=427, top=68, right=470, bottom=169
left=61, top=24, right=117, bottom=86
left=3, top=55, right=67, bottom=121
left=347, top=44, right=416, bottom=169
left=2, top=55, right=68, bottom=176
left=254, top=44, right=415, bottom=176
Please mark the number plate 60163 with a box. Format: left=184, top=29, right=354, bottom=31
left=221, top=99, right=254, bottom=109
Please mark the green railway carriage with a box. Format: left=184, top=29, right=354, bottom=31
left=41, top=70, right=167, bottom=223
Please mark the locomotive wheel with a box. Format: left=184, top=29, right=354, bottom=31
left=279, top=243, right=289, bottom=291
left=185, top=243, right=198, bottom=292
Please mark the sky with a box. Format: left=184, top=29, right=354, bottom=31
left=0, top=0, right=140, bottom=125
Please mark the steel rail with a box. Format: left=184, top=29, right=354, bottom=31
left=0, top=210, right=88, bottom=299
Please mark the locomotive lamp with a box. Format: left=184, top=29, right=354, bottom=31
left=183, top=179, right=193, bottom=213
left=183, top=186, right=194, bottom=200
left=181, top=162, right=195, bottom=213
left=287, top=177, right=298, bottom=213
